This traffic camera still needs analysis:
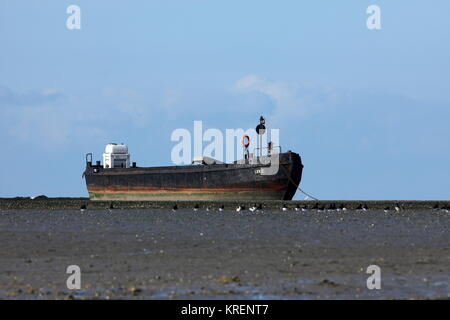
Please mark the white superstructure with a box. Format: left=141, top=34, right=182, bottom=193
left=103, top=143, right=130, bottom=168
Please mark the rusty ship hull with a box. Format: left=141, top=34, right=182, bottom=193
left=84, top=152, right=303, bottom=201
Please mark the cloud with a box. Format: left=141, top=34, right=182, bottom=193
left=10, top=105, right=71, bottom=143
left=0, top=86, right=71, bottom=145
left=162, top=88, right=179, bottom=110
left=101, top=88, right=155, bottom=127
left=0, top=86, right=109, bottom=146
left=0, top=86, right=170, bottom=147
left=0, top=86, right=65, bottom=107
left=232, top=75, right=338, bottom=128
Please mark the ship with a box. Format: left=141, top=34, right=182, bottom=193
left=83, top=117, right=303, bottom=201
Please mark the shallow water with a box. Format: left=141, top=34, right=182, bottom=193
left=0, top=209, right=448, bottom=299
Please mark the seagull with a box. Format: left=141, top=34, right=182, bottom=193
left=206, top=206, right=210, bottom=212
left=236, top=205, right=245, bottom=212
left=282, top=204, right=288, bottom=211
left=249, top=204, right=257, bottom=212
left=219, top=205, right=224, bottom=212
left=301, top=205, right=308, bottom=212
left=80, top=204, right=87, bottom=212
left=172, top=204, right=178, bottom=212
left=362, top=204, right=369, bottom=212
left=294, top=204, right=300, bottom=212
left=384, top=206, right=390, bottom=213
left=339, top=204, right=347, bottom=211
left=394, top=203, right=400, bottom=212
left=193, top=204, right=199, bottom=212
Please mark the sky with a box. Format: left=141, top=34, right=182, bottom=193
left=0, top=0, right=449, bottom=200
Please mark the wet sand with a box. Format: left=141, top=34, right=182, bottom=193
left=0, top=208, right=448, bottom=299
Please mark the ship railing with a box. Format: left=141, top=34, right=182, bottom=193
left=86, top=153, right=93, bottom=166
left=254, top=146, right=281, bottom=157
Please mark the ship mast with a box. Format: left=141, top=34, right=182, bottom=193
left=255, top=116, right=266, bottom=158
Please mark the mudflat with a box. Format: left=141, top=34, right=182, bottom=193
left=0, top=208, right=448, bottom=299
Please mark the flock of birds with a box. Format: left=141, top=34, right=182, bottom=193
left=170, top=202, right=394, bottom=213
left=169, top=203, right=449, bottom=213
left=78, top=203, right=450, bottom=213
